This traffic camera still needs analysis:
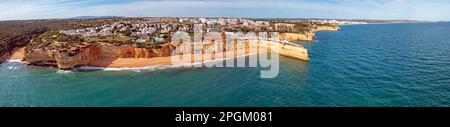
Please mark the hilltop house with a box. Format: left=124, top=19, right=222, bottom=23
left=207, top=28, right=220, bottom=33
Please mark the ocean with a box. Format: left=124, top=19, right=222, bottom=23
left=1, top=22, right=449, bottom=107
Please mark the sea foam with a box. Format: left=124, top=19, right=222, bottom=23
left=4, top=59, right=26, bottom=63
left=57, top=70, right=74, bottom=74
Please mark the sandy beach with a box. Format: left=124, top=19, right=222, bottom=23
left=87, top=48, right=260, bottom=68
left=6, top=43, right=306, bottom=69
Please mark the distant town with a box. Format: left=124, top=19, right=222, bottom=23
left=55, top=17, right=371, bottom=46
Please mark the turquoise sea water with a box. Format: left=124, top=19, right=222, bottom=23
left=1, top=23, right=450, bottom=107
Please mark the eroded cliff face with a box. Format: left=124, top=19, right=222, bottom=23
left=25, top=48, right=59, bottom=67
left=280, top=32, right=316, bottom=41
left=53, top=44, right=101, bottom=69
left=25, top=42, right=175, bottom=69
left=25, top=43, right=100, bottom=69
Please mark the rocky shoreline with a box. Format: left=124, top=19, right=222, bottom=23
left=22, top=42, right=176, bottom=69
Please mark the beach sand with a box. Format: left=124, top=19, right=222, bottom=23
left=87, top=48, right=262, bottom=68
left=6, top=47, right=26, bottom=61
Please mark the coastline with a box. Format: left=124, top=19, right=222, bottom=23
left=2, top=20, right=449, bottom=107
left=341, top=21, right=437, bottom=26
left=86, top=47, right=264, bottom=69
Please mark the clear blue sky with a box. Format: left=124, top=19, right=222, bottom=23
left=1, top=0, right=449, bottom=21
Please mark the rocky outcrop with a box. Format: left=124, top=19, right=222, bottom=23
left=279, top=25, right=340, bottom=42
left=24, top=42, right=175, bottom=69
left=280, top=32, right=315, bottom=41
left=277, top=44, right=309, bottom=61
left=98, top=43, right=174, bottom=58
left=53, top=44, right=101, bottom=69
left=25, top=44, right=101, bottom=69
left=25, top=48, right=59, bottom=66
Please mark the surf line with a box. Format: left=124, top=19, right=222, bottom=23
left=175, top=111, right=210, bottom=125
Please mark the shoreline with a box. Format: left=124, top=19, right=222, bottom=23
left=1, top=47, right=26, bottom=63
left=341, top=21, right=438, bottom=26
left=4, top=47, right=266, bottom=70
left=5, top=40, right=310, bottom=70
left=86, top=48, right=263, bottom=69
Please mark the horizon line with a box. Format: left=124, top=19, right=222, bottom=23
left=0, top=16, right=441, bottom=22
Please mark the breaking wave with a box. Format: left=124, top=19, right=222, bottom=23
left=4, top=59, right=26, bottom=63
left=7, top=66, right=17, bottom=70
left=57, top=70, right=74, bottom=74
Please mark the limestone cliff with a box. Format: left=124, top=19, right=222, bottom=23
left=280, top=25, right=340, bottom=42
left=25, top=43, right=101, bottom=69
left=25, top=48, right=59, bottom=67
left=53, top=44, right=101, bottom=69
left=25, top=42, right=175, bottom=69
left=257, top=41, right=309, bottom=61
left=98, top=43, right=174, bottom=58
